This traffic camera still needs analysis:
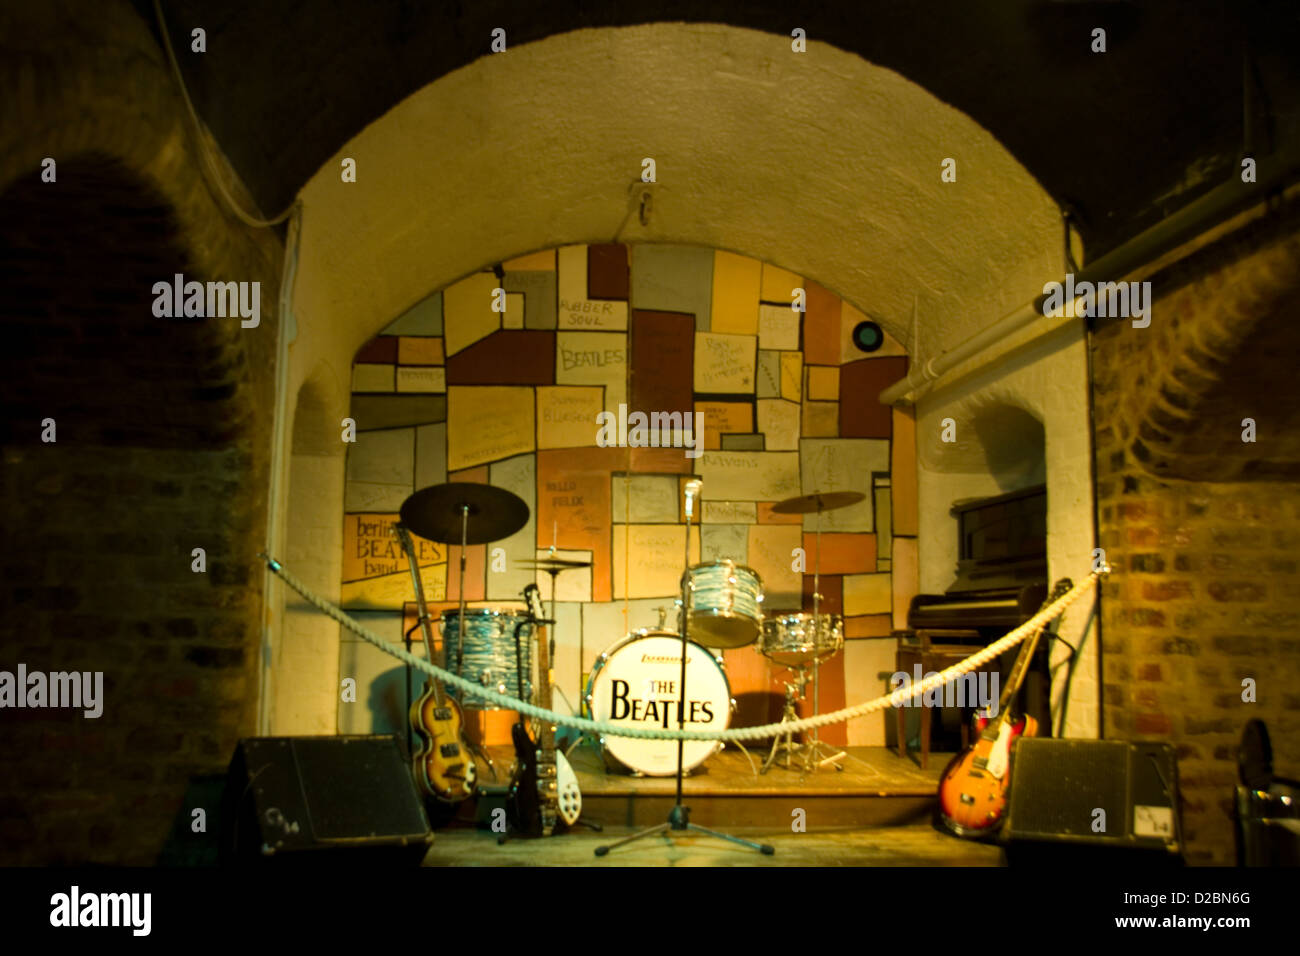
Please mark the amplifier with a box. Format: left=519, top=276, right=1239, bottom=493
left=1003, top=738, right=1181, bottom=862
left=219, top=734, right=433, bottom=865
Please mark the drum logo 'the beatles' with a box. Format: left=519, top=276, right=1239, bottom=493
left=609, top=679, right=716, bottom=728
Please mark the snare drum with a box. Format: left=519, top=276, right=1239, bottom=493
left=760, top=613, right=844, bottom=668
left=682, top=560, right=764, bottom=648
left=584, top=630, right=732, bottom=776
left=440, top=607, right=533, bottom=710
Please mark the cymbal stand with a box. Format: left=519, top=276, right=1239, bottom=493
left=596, top=479, right=773, bottom=857
left=805, top=499, right=845, bottom=773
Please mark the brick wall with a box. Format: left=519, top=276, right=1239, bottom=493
left=0, top=2, right=281, bottom=864
left=1093, top=213, right=1300, bottom=864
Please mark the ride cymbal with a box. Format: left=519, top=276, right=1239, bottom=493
left=398, top=482, right=530, bottom=545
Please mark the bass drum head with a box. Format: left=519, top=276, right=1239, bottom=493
left=585, top=631, right=731, bottom=776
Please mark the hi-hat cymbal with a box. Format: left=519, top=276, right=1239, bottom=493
left=770, top=491, right=867, bottom=515
left=516, top=557, right=594, bottom=570
left=399, top=482, right=530, bottom=545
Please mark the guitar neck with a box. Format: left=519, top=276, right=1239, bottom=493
left=394, top=524, right=445, bottom=706
left=987, top=579, right=1072, bottom=732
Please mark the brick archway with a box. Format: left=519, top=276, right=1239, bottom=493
left=0, top=0, right=282, bottom=864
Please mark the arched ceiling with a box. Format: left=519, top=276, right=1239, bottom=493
left=288, top=23, right=1060, bottom=388
left=136, top=0, right=1300, bottom=260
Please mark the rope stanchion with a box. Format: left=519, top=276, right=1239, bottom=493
left=262, top=553, right=1106, bottom=743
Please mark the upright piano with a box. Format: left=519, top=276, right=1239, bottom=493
left=905, top=483, right=1050, bottom=728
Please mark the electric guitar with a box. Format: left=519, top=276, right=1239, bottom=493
left=508, top=584, right=581, bottom=836
left=937, top=577, right=1072, bottom=837
left=394, top=524, right=477, bottom=803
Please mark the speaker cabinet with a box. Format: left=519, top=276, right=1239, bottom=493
left=220, top=735, right=433, bottom=865
left=1003, top=738, right=1182, bottom=864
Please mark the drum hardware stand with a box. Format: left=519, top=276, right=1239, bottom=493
left=804, top=497, right=845, bottom=773
left=596, top=479, right=774, bottom=858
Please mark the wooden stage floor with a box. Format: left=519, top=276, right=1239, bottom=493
left=427, top=744, right=1004, bottom=866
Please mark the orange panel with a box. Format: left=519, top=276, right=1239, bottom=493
left=845, top=615, right=893, bottom=638
left=536, top=447, right=623, bottom=602
left=723, top=647, right=781, bottom=730
left=891, top=407, right=918, bottom=535
left=629, top=445, right=695, bottom=475
left=800, top=532, right=877, bottom=576
left=696, top=400, right=753, bottom=450
left=803, top=281, right=841, bottom=366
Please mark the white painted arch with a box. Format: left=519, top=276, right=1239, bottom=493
left=270, top=22, right=1066, bottom=735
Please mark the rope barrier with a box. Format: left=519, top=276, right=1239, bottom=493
left=263, top=554, right=1106, bottom=742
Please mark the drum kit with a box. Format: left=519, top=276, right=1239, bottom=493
left=391, top=478, right=866, bottom=784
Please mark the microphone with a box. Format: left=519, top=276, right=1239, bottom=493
left=684, top=479, right=703, bottom=519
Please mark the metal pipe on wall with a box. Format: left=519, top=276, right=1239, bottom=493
left=879, top=152, right=1300, bottom=406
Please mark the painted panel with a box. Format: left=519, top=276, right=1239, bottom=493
left=414, top=422, right=447, bottom=490
left=757, top=398, right=799, bottom=451
left=556, top=331, right=627, bottom=414
left=694, top=332, right=756, bottom=394
left=613, top=524, right=695, bottom=599
left=701, top=524, right=748, bottom=564
left=487, top=454, right=537, bottom=602
left=747, top=524, right=803, bottom=610
left=352, top=363, right=395, bottom=393
left=698, top=451, right=800, bottom=502
left=396, top=367, right=446, bottom=393
left=588, top=244, right=630, bottom=300
left=758, top=304, right=799, bottom=351
left=702, top=501, right=758, bottom=524
left=756, top=350, right=781, bottom=398
left=799, top=438, right=888, bottom=532
left=398, top=337, right=444, bottom=365
left=345, top=427, right=414, bottom=512
left=892, top=536, right=919, bottom=631
left=800, top=532, right=877, bottom=575
left=801, top=400, right=838, bottom=437
left=382, top=291, right=443, bottom=336
left=558, top=245, right=628, bottom=330
left=696, top=400, right=753, bottom=450
left=504, top=249, right=556, bottom=271
left=445, top=386, right=535, bottom=471
left=841, top=298, right=907, bottom=362
left=892, top=406, right=918, bottom=536
left=630, top=244, right=713, bottom=331
left=840, top=356, right=907, bottom=438
left=537, top=385, right=604, bottom=450
left=780, top=352, right=802, bottom=402
left=442, top=272, right=500, bottom=356
left=803, top=281, right=841, bottom=365
left=630, top=310, right=694, bottom=422
left=446, top=330, right=554, bottom=386
left=611, top=474, right=680, bottom=524
left=504, top=270, right=557, bottom=330
left=760, top=263, right=803, bottom=305
left=807, top=365, right=840, bottom=401
left=843, top=572, right=892, bottom=616
left=710, top=250, right=761, bottom=334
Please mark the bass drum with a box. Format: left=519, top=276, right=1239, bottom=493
left=584, top=630, right=733, bottom=776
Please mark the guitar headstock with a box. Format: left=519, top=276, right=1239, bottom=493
left=1042, top=577, right=1072, bottom=610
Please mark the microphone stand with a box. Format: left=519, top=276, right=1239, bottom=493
left=596, top=482, right=774, bottom=857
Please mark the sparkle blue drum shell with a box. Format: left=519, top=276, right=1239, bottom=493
left=760, top=613, right=844, bottom=667
left=440, top=608, right=533, bottom=710
left=682, top=560, right=764, bottom=648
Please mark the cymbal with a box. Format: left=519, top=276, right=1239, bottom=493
left=399, top=482, right=530, bottom=545
left=516, top=557, right=594, bottom=570
left=770, top=491, right=867, bottom=515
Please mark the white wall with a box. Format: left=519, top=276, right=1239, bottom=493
left=916, top=315, right=1099, bottom=737
left=266, top=22, right=1062, bottom=736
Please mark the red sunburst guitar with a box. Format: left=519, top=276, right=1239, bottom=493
left=937, top=578, right=1071, bottom=837
left=394, top=523, right=477, bottom=803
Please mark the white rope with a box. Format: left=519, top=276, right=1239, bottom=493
left=264, top=554, right=1105, bottom=742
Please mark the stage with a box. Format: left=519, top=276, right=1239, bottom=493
left=426, top=745, right=1004, bottom=865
